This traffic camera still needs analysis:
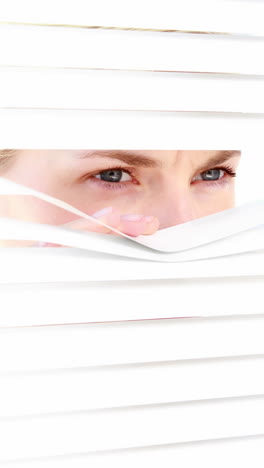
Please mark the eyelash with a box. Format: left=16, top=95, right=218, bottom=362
left=208, top=165, right=236, bottom=178
left=87, top=164, right=236, bottom=191
left=192, top=165, right=237, bottom=183
left=88, top=166, right=137, bottom=191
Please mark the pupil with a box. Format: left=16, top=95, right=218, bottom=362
left=100, top=170, right=122, bottom=182
left=201, top=169, right=221, bottom=181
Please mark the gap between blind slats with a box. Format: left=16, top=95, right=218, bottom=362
left=1, top=25, right=264, bottom=75
left=1, top=109, right=264, bottom=147
left=3, top=435, right=264, bottom=468
left=1, top=316, right=264, bottom=372
left=1, top=395, right=264, bottom=460
left=1, top=355, right=264, bottom=417
left=1, top=0, right=264, bottom=37
left=2, top=68, right=264, bottom=113
left=0, top=277, right=263, bottom=327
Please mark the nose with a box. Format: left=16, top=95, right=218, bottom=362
left=154, top=189, right=197, bottom=229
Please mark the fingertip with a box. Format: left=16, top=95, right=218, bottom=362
left=146, top=217, right=160, bottom=232
left=119, top=216, right=160, bottom=237
left=142, top=217, right=160, bottom=235
left=97, top=211, right=121, bottom=232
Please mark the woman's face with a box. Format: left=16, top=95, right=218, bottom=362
left=1, top=149, right=241, bottom=229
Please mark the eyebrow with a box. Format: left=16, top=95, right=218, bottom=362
left=78, top=150, right=162, bottom=168
left=78, top=149, right=241, bottom=170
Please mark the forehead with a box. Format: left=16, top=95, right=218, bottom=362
left=125, top=150, right=219, bottom=164
left=77, top=149, right=240, bottom=167
left=76, top=149, right=218, bottom=160
left=17, top=149, right=241, bottom=168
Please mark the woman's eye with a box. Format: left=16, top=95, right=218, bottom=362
left=94, top=169, right=132, bottom=183
left=193, top=168, right=225, bottom=182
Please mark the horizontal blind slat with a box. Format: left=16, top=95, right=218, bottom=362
left=0, top=277, right=263, bottom=327
left=2, top=68, right=264, bottom=113
left=1, top=0, right=264, bottom=36
left=3, top=435, right=264, bottom=468
left=1, top=396, right=264, bottom=460
left=1, top=109, right=264, bottom=147
left=2, top=356, right=264, bottom=417
left=1, top=25, right=264, bottom=75
left=1, top=316, right=264, bottom=371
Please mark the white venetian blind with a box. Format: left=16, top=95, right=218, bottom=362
left=0, top=1, right=264, bottom=465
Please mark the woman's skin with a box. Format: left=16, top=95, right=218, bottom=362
left=0, top=149, right=241, bottom=245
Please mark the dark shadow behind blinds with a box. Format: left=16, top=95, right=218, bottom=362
left=0, top=0, right=264, bottom=464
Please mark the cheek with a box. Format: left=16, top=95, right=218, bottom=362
left=62, top=185, right=146, bottom=217
left=2, top=196, right=77, bottom=225
left=3, top=158, right=54, bottom=194
left=193, top=183, right=236, bottom=217
left=1, top=187, right=148, bottom=225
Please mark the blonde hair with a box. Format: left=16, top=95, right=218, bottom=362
left=0, top=150, right=17, bottom=171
